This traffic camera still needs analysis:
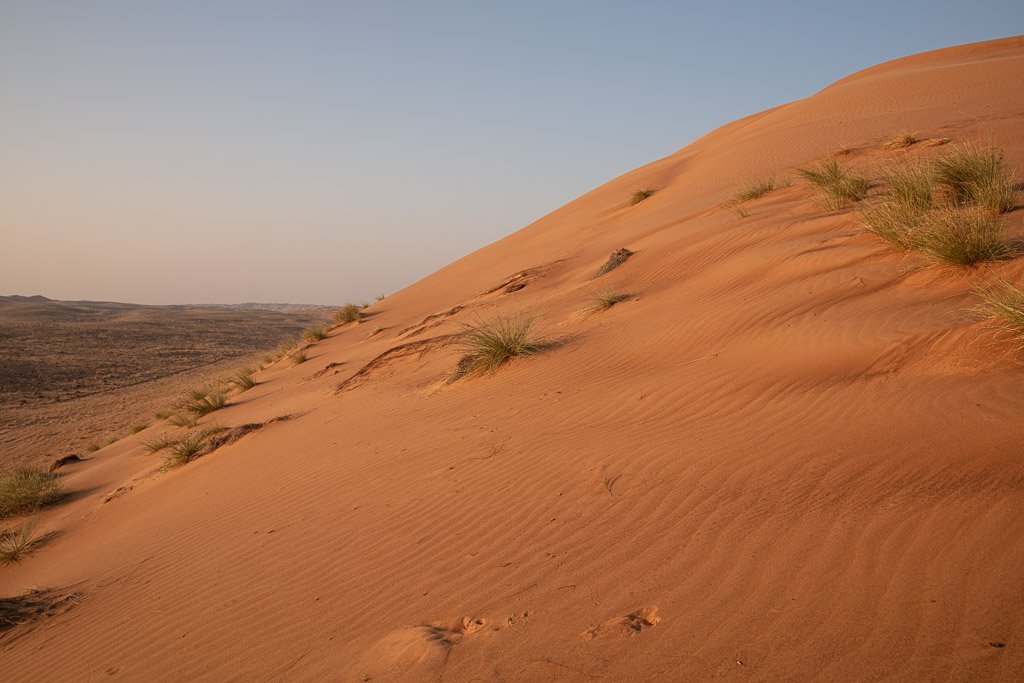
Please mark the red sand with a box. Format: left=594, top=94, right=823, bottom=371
left=2, top=36, right=1023, bottom=680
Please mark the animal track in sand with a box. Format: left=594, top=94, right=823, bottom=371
left=582, top=606, right=660, bottom=640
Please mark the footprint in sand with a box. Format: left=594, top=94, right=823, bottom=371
left=354, top=616, right=489, bottom=680
left=582, top=606, right=660, bottom=640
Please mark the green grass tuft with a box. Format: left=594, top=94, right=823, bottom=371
left=797, top=158, right=870, bottom=210
left=451, top=315, right=549, bottom=380
left=628, top=188, right=656, bottom=205
left=0, top=468, right=63, bottom=520
left=915, top=207, right=1010, bottom=266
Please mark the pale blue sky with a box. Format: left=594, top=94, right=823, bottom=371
left=2, top=1, right=1021, bottom=304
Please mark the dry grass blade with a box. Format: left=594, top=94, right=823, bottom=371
left=231, top=367, right=257, bottom=391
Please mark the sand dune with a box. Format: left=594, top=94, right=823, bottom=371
left=2, top=37, right=1023, bottom=680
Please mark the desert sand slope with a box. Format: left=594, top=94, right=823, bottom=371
left=2, top=37, right=1023, bottom=681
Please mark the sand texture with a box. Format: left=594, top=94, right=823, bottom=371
left=1, top=37, right=1023, bottom=680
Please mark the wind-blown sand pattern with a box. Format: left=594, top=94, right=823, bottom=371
left=1, top=37, right=1023, bottom=680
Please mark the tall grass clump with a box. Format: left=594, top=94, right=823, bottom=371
left=915, top=207, right=1010, bottom=266
left=797, top=158, right=870, bottom=210
left=303, top=325, right=329, bottom=342
left=860, top=200, right=922, bottom=250
left=334, top=303, right=363, bottom=325
left=932, top=144, right=1017, bottom=213
left=0, top=469, right=63, bottom=520
left=975, top=279, right=1024, bottom=346
left=290, top=349, right=308, bottom=365
left=628, top=188, right=656, bottom=205
left=0, top=520, right=42, bottom=565
left=451, top=315, right=548, bottom=380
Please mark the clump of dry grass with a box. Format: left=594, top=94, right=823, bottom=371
left=178, top=387, right=227, bottom=417
left=167, top=412, right=198, bottom=428
left=130, top=422, right=149, bottom=434
left=334, top=303, right=363, bottom=325
left=797, top=158, right=870, bottom=210
left=231, top=367, right=257, bottom=391
left=303, top=325, right=329, bottom=342
left=731, top=177, right=779, bottom=203
left=143, top=432, right=179, bottom=454
left=583, top=291, right=631, bottom=315
left=163, top=425, right=227, bottom=469
left=932, top=143, right=1017, bottom=213
left=0, top=469, right=63, bottom=520
left=882, top=131, right=917, bottom=149
left=628, top=188, right=657, bottom=205
left=975, top=279, right=1024, bottom=345
left=860, top=200, right=922, bottom=250
left=0, top=520, right=43, bottom=565
left=290, top=349, right=308, bottom=365
left=915, top=207, right=1010, bottom=266
left=450, top=315, right=549, bottom=381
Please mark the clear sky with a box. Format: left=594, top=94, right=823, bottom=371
left=2, top=1, right=1021, bottom=305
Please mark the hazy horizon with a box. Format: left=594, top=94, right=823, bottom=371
left=2, top=1, right=1021, bottom=306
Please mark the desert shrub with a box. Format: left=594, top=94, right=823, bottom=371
left=932, top=144, right=1017, bottom=213
left=333, top=303, right=362, bottom=325
left=0, top=520, right=42, bottom=565
left=451, top=315, right=548, bottom=380
left=883, top=160, right=935, bottom=211
left=628, top=188, right=656, bottom=205
left=798, top=158, right=870, bottom=209
left=975, top=279, right=1024, bottom=346
left=915, top=207, right=1010, bottom=265
left=130, top=422, right=149, bottom=434
left=143, top=433, right=178, bottom=454
left=303, top=325, right=329, bottom=342
left=290, top=349, right=308, bottom=365
left=0, top=469, right=63, bottom=520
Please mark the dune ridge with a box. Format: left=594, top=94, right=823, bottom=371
left=1, top=37, right=1023, bottom=680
